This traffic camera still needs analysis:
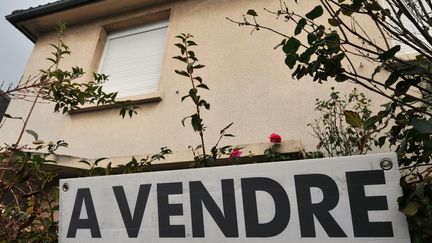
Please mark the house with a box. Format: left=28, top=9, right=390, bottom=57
left=0, top=1, right=422, bottom=241
left=2, top=0, right=390, bottom=171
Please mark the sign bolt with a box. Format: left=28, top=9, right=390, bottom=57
left=380, top=158, right=393, bottom=171
left=62, top=183, right=69, bottom=192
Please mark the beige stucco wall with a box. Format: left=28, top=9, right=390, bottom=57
left=0, top=0, right=391, bottom=161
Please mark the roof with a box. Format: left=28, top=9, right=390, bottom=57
left=6, top=0, right=102, bottom=43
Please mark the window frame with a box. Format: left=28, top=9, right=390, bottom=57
left=97, top=19, right=169, bottom=101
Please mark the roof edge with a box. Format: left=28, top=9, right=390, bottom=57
left=6, top=0, right=102, bottom=43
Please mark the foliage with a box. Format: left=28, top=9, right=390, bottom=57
left=229, top=0, right=432, bottom=241
left=398, top=173, right=432, bottom=243
left=0, top=132, right=66, bottom=242
left=229, top=0, right=432, bottom=242
left=310, top=87, right=389, bottom=156
left=0, top=23, right=141, bottom=242
left=264, top=133, right=289, bottom=161
left=78, top=147, right=172, bottom=176
left=0, top=23, right=138, bottom=118
left=173, top=33, right=235, bottom=167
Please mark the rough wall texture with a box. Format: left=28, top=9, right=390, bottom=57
left=0, top=0, right=390, bottom=159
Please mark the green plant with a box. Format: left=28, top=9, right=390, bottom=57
left=1, top=23, right=137, bottom=118
left=0, top=23, right=140, bottom=242
left=78, top=147, right=172, bottom=176
left=398, top=174, right=432, bottom=243
left=229, top=1, right=432, bottom=241
left=173, top=33, right=235, bottom=167
left=264, top=133, right=289, bottom=161
left=310, top=87, right=389, bottom=156
left=0, top=132, right=66, bottom=241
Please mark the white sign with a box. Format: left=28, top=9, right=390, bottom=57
left=59, top=153, right=410, bottom=242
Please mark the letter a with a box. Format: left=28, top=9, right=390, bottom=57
left=67, top=188, right=101, bottom=238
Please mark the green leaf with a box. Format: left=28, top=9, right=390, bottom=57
left=181, top=116, right=191, bottom=127
left=172, top=56, right=187, bottom=63
left=199, top=100, right=210, bottom=109
left=3, top=114, right=22, bottom=120
left=181, top=95, right=190, bottom=102
left=364, top=116, right=378, bottom=129
left=187, top=63, right=194, bottom=74
left=394, top=81, right=410, bottom=96
left=32, top=140, right=45, bottom=145
left=247, top=9, right=258, bottom=16
left=25, top=129, right=39, bottom=140
left=299, top=47, right=315, bottom=63
left=379, top=45, right=400, bottom=61
left=79, top=160, right=91, bottom=166
left=335, top=74, right=348, bottom=82
left=106, top=162, right=112, bottom=175
left=283, top=37, right=301, bottom=55
left=295, top=18, right=307, bottom=35
left=306, top=6, right=324, bottom=20
left=174, top=43, right=186, bottom=54
left=384, top=72, right=399, bottom=88
left=94, top=157, right=107, bottom=166
left=377, top=136, right=386, bottom=147
left=401, top=202, right=420, bottom=216
left=411, top=118, right=432, bottom=134
left=220, top=122, right=233, bottom=134
left=307, top=33, right=317, bottom=45
left=175, top=70, right=190, bottom=77
left=191, top=114, right=202, bottom=132
left=285, top=54, right=298, bottom=69
left=196, top=83, right=209, bottom=90
left=328, top=18, right=340, bottom=26
left=175, top=35, right=186, bottom=41
left=194, top=64, right=205, bottom=69
left=187, top=40, right=197, bottom=46
left=344, top=110, right=362, bottom=128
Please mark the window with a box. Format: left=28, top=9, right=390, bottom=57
left=98, top=20, right=168, bottom=98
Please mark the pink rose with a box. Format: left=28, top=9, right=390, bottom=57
left=269, top=133, right=282, bottom=143
left=229, top=148, right=242, bottom=158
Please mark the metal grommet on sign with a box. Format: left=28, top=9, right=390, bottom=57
left=62, top=183, right=69, bottom=192
left=380, top=158, right=393, bottom=171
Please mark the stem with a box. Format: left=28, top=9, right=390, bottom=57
left=184, top=42, right=207, bottom=166
left=0, top=89, right=42, bottom=181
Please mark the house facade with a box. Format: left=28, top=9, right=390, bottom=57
left=2, top=0, right=390, bottom=169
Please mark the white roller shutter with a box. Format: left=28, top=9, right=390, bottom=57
left=99, top=20, right=168, bottom=98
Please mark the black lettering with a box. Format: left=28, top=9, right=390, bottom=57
left=346, top=170, right=394, bottom=237
left=67, top=188, right=101, bottom=238
left=157, top=182, right=185, bottom=237
left=241, top=177, right=290, bottom=237
left=113, top=184, right=151, bottom=238
left=190, top=179, right=238, bottom=237
left=295, top=174, right=346, bottom=237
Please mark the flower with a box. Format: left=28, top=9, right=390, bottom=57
left=269, top=133, right=282, bottom=143
left=229, top=148, right=242, bottom=158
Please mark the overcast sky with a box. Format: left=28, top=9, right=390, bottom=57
left=0, top=0, right=52, bottom=89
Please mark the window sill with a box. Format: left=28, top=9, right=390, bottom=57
left=69, top=92, right=163, bottom=114
left=47, top=140, right=305, bottom=174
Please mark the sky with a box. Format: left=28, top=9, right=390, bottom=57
left=0, top=0, right=52, bottom=89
